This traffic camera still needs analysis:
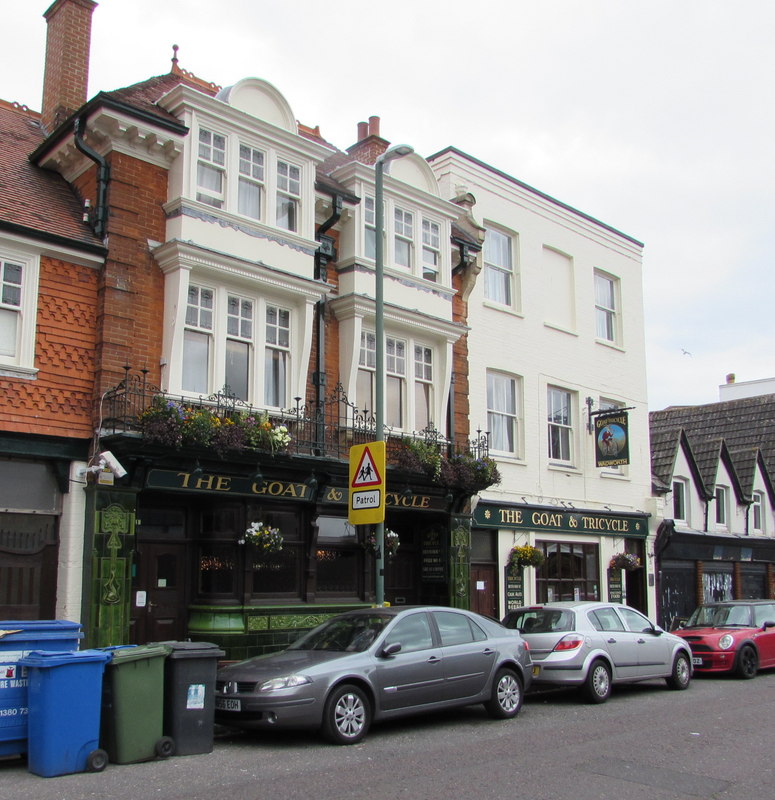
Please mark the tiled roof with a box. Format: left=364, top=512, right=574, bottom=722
left=650, top=395, right=775, bottom=497
left=0, top=100, right=102, bottom=249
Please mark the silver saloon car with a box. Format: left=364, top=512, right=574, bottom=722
left=215, top=606, right=532, bottom=744
left=502, top=601, right=692, bottom=703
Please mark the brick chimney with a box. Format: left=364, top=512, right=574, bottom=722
left=41, top=0, right=97, bottom=133
left=346, top=115, right=389, bottom=165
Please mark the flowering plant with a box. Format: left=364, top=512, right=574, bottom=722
left=507, top=545, right=545, bottom=574
left=364, top=529, right=401, bottom=557
left=609, top=552, right=641, bottom=571
left=397, top=440, right=500, bottom=495
left=240, top=522, right=283, bottom=554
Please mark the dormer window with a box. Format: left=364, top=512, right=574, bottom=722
left=197, top=129, right=226, bottom=208
left=276, top=160, right=301, bottom=232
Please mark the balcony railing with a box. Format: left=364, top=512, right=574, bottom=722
left=100, top=370, right=490, bottom=467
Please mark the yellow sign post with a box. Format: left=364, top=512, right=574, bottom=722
left=348, top=441, right=386, bottom=525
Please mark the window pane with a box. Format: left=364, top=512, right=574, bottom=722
left=276, top=195, right=298, bottom=231
left=264, top=348, right=287, bottom=407
left=0, top=308, right=18, bottom=357
left=387, top=374, right=403, bottom=428
left=238, top=178, right=261, bottom=219
left=415, top=381, right=431, bottom=431
left=225, top=339, right=249, bottom=400
left=183, top=330, right=209, bottom=394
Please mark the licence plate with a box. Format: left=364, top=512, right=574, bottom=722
left=532, top=665, right=540, bottom=677
left=691, top=657, right=703, bottom=666
left=216, top=697, right=241, bottom=712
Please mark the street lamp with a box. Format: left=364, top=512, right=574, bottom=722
left=374, top=143, right=414, bottom=606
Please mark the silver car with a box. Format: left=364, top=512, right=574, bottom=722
left=502, top=601, right=692, bottom=703
left=215, top=606, right=532, bottom=744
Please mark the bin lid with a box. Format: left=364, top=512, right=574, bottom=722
left=163, top=641, right=226, bottom=660
left=105, top=642, right=171, bottom=664
left=0, top=620, right=83, bottom=644
left=20, top=648, right=111, bottom=668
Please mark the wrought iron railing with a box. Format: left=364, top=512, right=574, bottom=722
left=99, top=369, right=489, bottom=465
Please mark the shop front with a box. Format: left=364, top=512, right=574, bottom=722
left=472, top=502, right=651, bottom=619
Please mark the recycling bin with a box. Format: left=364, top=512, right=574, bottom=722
left=162, top=641, right=225, bottom=755
left=0, top=620, right=83, bottom=757
left=20, top=649, right=110, bottom=777
left=101, top=643, right=174, bottom=763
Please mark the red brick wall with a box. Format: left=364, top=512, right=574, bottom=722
left=451, top=270, right=471, bottom=448
left=0, top=255, right=98, bottom=438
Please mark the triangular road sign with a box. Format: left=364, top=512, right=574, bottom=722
left=351, top=445, right=382, bottom=487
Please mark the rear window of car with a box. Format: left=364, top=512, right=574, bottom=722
left=505, top=609, right=574, bottom=634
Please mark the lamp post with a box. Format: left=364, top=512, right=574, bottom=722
left=374, top=143, right=414, bottom=606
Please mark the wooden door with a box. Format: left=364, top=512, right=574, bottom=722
left=130, top=541, right=188, bottom=643
left=470, top=564, right=497, bottom=620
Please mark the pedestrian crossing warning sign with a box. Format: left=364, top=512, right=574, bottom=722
left=348, top=441, right=386, bottom=524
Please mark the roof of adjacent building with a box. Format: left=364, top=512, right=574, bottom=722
left=650, top=395, right=775, bottom=498
left=0, top=99, right=103, bottom=250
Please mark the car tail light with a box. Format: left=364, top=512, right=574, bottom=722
left=553, top=634, right=584, bottom=652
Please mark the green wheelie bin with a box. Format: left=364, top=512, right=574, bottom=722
left=101, top=643, right=174, bottom=763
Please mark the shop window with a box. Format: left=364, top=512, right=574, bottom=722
left=535, top=541, right=600, bottom=602
left=314, top=516, right=362, bottom=597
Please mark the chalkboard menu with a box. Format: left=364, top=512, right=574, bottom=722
left=608, top=569, right=623, bottom=603
left=505, top=570, right=524, bottom=610
left=421, top=527, right=445, bottom=582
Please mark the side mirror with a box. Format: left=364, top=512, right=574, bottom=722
left=380, top=642, right=402, bottom=658
left=762, top=620, right=775, bottom=630
left=651, top=626, right=664, bottom=636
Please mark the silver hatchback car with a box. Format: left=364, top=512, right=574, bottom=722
left=502, top=601, right=692, bottom=703
left=216, top=606, right=532, bottom=744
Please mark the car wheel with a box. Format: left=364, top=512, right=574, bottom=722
left=321, top=684, right=371, bottom=745
left=666, top=652, right=691, bottom=690
left=485, top=667, right=523, bottom=719
left=735, top=645, right=758, bottom=679
left=583, top=659, right=612, bottom=704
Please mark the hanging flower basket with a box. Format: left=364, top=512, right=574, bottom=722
left=364, top=529, right=401, bottom=558
left=239, top=522, right=283, bottom=554
left=609, top=552, right=641, bottom=571
left=507, top=545, right=545, bottom=574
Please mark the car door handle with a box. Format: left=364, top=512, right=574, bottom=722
left=637, top=638, right=646, bottom=644
left=607, top=637, right=617, bottom=643
left=427, top=656, right=442, bottom=664
left=482, top=648, right=496, bottom=656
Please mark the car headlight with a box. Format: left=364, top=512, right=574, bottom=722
left=258, top=675, right=311, bottom=692
left=718, top=634, right=734, bottom=650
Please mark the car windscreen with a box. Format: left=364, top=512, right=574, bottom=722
left=503, top=608, right=574, bottom=634
left=685, top=604, right=752, bottom=628
left=288, top=614, right=391, bottom=652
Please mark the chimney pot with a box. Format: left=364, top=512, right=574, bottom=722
left=368, top=115, right=380, bottom=138
left=357, top=121, right=368, bottom=141
left=726, top=373, right=736, bottom=384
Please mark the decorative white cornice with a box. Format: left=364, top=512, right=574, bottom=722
left=36, top=109, right=185, bottom=180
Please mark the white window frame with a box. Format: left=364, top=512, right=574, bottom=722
left=264, top=303, right=291, bottom=408
left=0, top=248, right=39, bottom=374
left=672, top=479, right=688, bottom=524
left=483, top=227, right=515, bottom=307
left=715, top=486, right=728, bottom=529
left=237, top=143, right=265, bottom=220
left=196, top=127, right=226, bottom=208
left=487, top=371, right=520, bottom=455
left=225, top=293, right=254, bottom=401
left=421, top=218, right=440, bottom=283
left=752, top=491, right=764, bottom=533
left=595, top=270, right=620, bottom=344
left=364, top=196, right=377, bottom=261
left=276, top=159, right=301, bottom=232
left=182, top=284, right=214, bottom=395
left=547, top=386, right=574, bottom=464
left=394, top=207, right=414, bottom=269
left=413, top=343, right=433, bottom=432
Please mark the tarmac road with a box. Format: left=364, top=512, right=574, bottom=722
left=1, top=671, right=773, bottom=800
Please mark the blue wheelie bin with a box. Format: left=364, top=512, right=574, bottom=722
left=20, top=649, right=110, bottom=777
left=0, top=620, right=82, bottom=757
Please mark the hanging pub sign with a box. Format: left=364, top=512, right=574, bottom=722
left=595, top=410, right=630, bottom=468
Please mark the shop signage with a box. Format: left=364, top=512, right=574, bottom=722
left=421, top=528, right=446, bottom=582
left=608, top=571, right=623, bottom=603
left=321, top=485, right=446, bottom=511
left=505, top=570, right=524, bottom=611
left=595, top=410, right=630, bottom=468
left=474, top=503, right=648, bottom=538
left=146, top=469, right=314, bottom=501
left=348, top=442, right=386, bottom=525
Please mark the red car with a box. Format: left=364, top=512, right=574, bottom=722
left=675, top=601, right=775, bottom=678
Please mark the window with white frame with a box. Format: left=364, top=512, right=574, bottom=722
left=595, top=270, right=619, bottom=343
left=421, top=219, right=440, bottom=282
left=752, top=491, right=764, bottom=533
left=196, top=128, right=226, bottom=208
left=264, top=304, right=291, bottom=407
left=183, top=285, right=214, bottom=394
left=357, top=330, right=433, bottom=432
left=715, top=486, right=728, bottom=528
left=414, top=344, right=433, bottom=431
left=364, top=196, right=377, bottom=261
left=483, top=227, right=514, bottom=306
left=0, top=258, right=24, bottom=361
left=276, top=159, right=301, bottom=232
left=238, top=143, right=265, bottom=220
left=394, top=208, right=413, bottom=268
left=672, top=479, right=688, bottom=523
left=181, top=283, right=292, bottom=407
left=487, top=372, right=519, bottom=454
left=547, top=386, right=573, bottom=463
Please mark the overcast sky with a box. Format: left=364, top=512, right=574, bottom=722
left=2, top=0, right=773, bottom=411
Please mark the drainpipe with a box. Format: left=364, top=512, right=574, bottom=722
left=74, top=115, right=110, bottom=240
left=314, top=193, right=342, bottom=281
